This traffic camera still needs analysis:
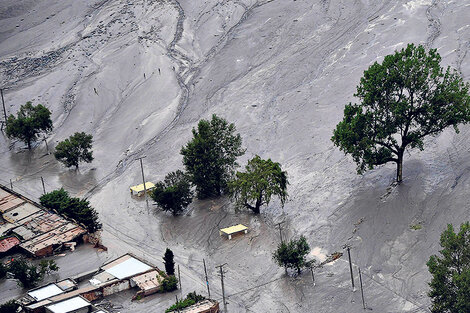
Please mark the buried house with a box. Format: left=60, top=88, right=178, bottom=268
left=21, top=254, right=165, bottom=312
left=0, top=185, right=87, bottom=257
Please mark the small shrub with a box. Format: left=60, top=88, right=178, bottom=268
left=0, top=300, right=20, bottom=313
left=160, top=275, right=178, bottom=292
left=165, top=291, right=206, bottom=312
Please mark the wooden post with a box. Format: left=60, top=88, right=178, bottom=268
left=178, top=264, right=182, bottom=292
left=10, top=179, right=12, bottom=190
left=216, top=264, right=227, bottom=312
left=1, top=89, right=7, bottom=123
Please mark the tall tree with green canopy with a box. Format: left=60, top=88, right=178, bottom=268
left=427, top=222, right=470, bottom=313
left=54, top=132, right=94, bottom=169
left=181, top=114, right=245, bottom=199
left=151, top=170, right=193, bottom=216
left=6, top=102, right=53, bottom=149
left=273, top=236, right=310, bottom=275
left=332, top=43, right=470, bottom=182
left=229, top=155, right=288, bottom=214
left=163, top=248, right=175, bottom=276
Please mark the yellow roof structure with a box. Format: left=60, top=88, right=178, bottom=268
left=219, top=224, right=248, bottom=235
left=130, top=182, right=155, bottom=193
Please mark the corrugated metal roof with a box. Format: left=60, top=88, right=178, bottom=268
left=131, top=270, right=163, bottom=291
left=28, top=284, right=64, bottom=301
left=0, top=236, right=20, bottom=252
left=105, top=257, right=152, bottom=279
left=220, top=224, right=248, bottom=235
left=3, top=202, right=41, bottom=223
left=45, top=296, right=90, bottom=313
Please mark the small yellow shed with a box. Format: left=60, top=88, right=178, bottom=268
left=130, top=182, right=155, bottom=196
left=219, top=224, right=248, bottom=240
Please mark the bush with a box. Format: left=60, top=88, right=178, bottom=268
left=54, top=132, right=93, bottom=169
left=0, top=300, right=20, bottom=313
left=7, top=258, right=59, bottom=288
left=273, top=235, right=310, bottom=275
left=165, top=292, right=206, bottom=312
left=40, top=189, right=101, bottom=233
left=160, top=275, right=178, bottom=292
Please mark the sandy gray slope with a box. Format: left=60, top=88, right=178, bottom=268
left=1, top=0, right=470, bottom=312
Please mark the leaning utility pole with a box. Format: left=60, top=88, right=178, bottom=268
left=178, top=265, right=182, bottom=293
left=216, top=263, right=228, bottom=312
left=136, top=156, right=149, bottom=210
left=275, top=221, right=285, bottom=243
left=40, top=177, right=46, bottom=195
left=1, top=89, right=6, bottom=124
left=358, top=267, right=366, bottom=309
left=346, top=246, right=355, bottom=291
left=203, top=258, right=211, bottom=298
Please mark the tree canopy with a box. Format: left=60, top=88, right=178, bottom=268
left=273, top=235, right=311, bottom=275
left=163, top=248, right=175, bottom=276
left=229, top=155, right=288, bottom=214
left=54, top=132, right=93, bottom=169
left=40, top=188, right=101, bottom=233
left=6, top=102, right=53, bottom=149
left=332, top=43, right=470, bottom=182
left=427, top=222, right=470, bottom=313
left=7, top=258, right=58, bottom=288
left=181, top=114, right=244, bottom=199
left=151, top=170, right=193, bottom=216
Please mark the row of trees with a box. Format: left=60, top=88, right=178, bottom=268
left=5, top=101, right=94, bottom=169
left=39, top=188, right=102, bottom=233
left=151, top=115, right=288, bottom=216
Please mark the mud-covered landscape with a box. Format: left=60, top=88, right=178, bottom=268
left=1, top=0, right=470, bottom=312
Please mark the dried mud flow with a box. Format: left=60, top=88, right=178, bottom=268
left=1, top=0, right=470, bottom=312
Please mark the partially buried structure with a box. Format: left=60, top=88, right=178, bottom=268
left=21, top=254, right=164, bottom=312
left=0, top=184, right=87, bottom=257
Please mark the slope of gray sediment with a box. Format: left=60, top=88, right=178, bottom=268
left=1, top=0, right=470, bottom=312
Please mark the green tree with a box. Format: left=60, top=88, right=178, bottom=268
left=7, top=258, right=58, bottom=288
left=40, top=189, right=101, bottom=233
left=163, top=248, right=175, bottom=276
left=229, top=155, right=288, bottom=214
left=151, top=170, right=193, bottom=216
left=427, top=222, right=470, bottom=313
left=6, top=102, right=53, bottom=149
left=160, top=275, right=178, bottom=292
left=332, top=44, right=470, bottom=182
left=54, top=132, right=93, bottom=169
left=181, top=114, right=245, bottom=199
left=273, top=236, right=310, bottom=275
left=0, top=300, right=20, bottom=313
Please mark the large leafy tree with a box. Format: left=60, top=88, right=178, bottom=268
left=151, top=170, right=193, bottom=216
left=229, top=155, right=288, bottom=214
left=427, top=222, right=470, bottom=313
left=273, top=236, right=310, bottom=275
left=181, top=114, right=245, bottom=199
left=40, top=188, right=101, bottom=233
left=7, top=258, right=58, bottom=288
left=6, top=102, right=53, bottom=149
left=54, top=132, right=93, bottom=169
left=332, top=44, right=470, bottom=182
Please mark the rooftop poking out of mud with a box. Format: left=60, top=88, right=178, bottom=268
left=1, top=0, right=470, bottom=312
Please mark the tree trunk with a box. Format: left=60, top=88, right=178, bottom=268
left=253, top=196, right=262, bottom=214
left=297, top=266, right=301, bottom=275
left=396, top=150, right=403, bottom=183
left=27, top=140, right=31, bottom=150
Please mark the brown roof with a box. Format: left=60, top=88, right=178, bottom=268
left=0, top=236, right=20, bottom=253
left=131, top=270, right=163, bottom=291
left=0, top=194, right=25, bottom=213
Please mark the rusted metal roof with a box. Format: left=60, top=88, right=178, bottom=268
left=0, top=236, right=20, bottom=253
left=20, top=224, right=86, bottom=254
left=0, top=194, right=25, bottom=213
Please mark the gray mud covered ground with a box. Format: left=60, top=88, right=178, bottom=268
left=1, top=0, right=470, bottom=312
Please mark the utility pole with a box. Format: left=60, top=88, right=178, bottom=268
left=40, top=177, right=46, bottom=195
left=203, top=258, right=211, bottom=298
left=309, top=266, right=315, bottom=286
left=216, top=263, right=228, bottom=312
left=275, top=221, right=285, bottom=243
left=358, top=267, right=366, bottom=309
left=1, top=89, right=6, bottom=124
left=275, top=221, right=287, bottom=275
left=43, top=137, right=50, bottom=154
left=136, top=156, right=149, bottom=210
left=10, top=179, right=12, bottom=190
left=346, top=246, right=355, bottom=291
left=175, top=295, right=181, bottom=313
left=178, top=264, right=182, bottom=293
